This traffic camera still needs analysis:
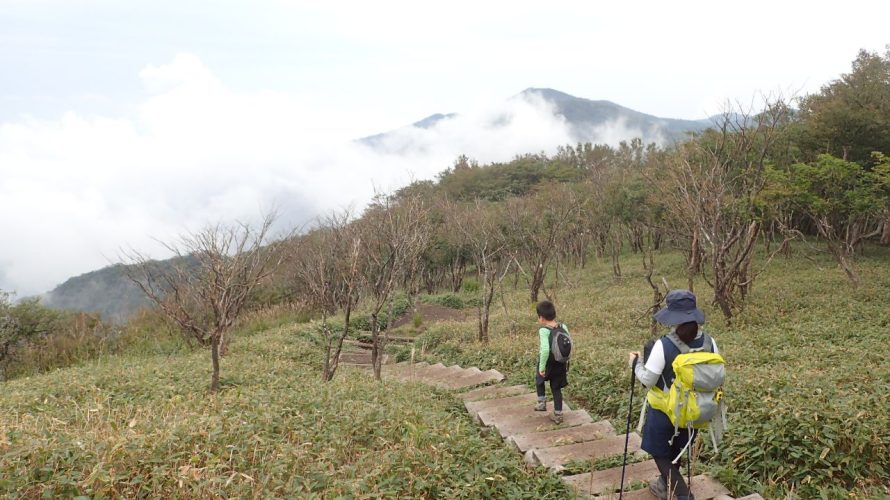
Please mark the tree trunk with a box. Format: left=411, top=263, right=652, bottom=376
left=322, top=342, right=331, bottom=381
left=817, top=218, right=862, bottom=288
left=530, top=263, right=545, bottom=302
left=687, top=229, right=701, bottom=292
left=325, top=306, right=352, bottom=382
left=478, top=271, right=495, bottom=343
left=779, top=238, right=792, bottom=257
left=374, top=296, right=397, bottom=381
left=828, top=240, right=861, bottom=288
left=210, top=334, right=221, bottom=392
left=321, top=314, right=331, bottom=381
left=579, top=241, right=588, bottom=269
left=218, top=330, right=228, bottom=357
left=881, top=209, right=890, bottom=245
left=481, top=293, right=492, bottom=344
left=713, top=285, right=734, bottom=321
left=596, top=232, right=607, bottom=258
left=370, top=312, right=381, bottom=380
left=450, top=257, right=465, bottom=292
left=610, top=232, right=622, bottom=278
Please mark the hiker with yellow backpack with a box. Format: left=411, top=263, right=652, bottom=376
left=627, top=289, right=726, bottom=500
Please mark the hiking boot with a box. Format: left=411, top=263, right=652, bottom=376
left=649, top=477, right=668, bottom=500
left=550, top=411, right=563, bottom=424
left=534, top=400, right=547, bottom=412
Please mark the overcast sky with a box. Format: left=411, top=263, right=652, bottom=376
left=1, top=0, right=888, bottom=296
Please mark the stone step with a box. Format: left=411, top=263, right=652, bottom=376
left=339, top=363, right=373, bottom=370
left=403, top=362, right=446, bottom=379
left=507, top=420, right=616, bottom=453
left=477, top=401, right=574, bottom=427
left=465, top=393, right=540, bottom=418
left=690, top=477, right=735, bottom=499
left=591, top=474, right=730, bottom=500
left=525, top=433, right=642, bottom=472
left=434, top=366, right=481, bottom=387
left=338, top=352, right=390, bottom=364
left=497, top=410, right=593, bottom=438
left=418, top=364, right=464, bottom=382
left=442, top=369, right=504, bottom=390
left=563, top=459, right=659, bottom=497
left=384, top=360, right=427, bottom=372
left=412, top=362, right=446, bottom=374
left=382, top=361, right=423, bottom=376
left=384, top=362, right=439, bottom=381
left=435, top=366, right=481, bottom=387
left=383, top=360, right=413, bottom=370
left=461, top=384, right=529, bottom=402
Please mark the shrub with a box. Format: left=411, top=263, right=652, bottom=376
left=461, top=279, right=480, bottom=293
left=421, top=293, right=466, bottom=309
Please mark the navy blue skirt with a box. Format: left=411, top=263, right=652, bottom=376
left=640, top=406, right=694, bottom=459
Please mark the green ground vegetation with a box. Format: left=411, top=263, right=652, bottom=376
left=413, top=246, right=890, bottom=498
left=0, top=312, right=567, bottom=498
left=1, top=248, right=887, bottom=499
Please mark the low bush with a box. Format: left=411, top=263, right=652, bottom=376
left=461, top=279, right=480, bottom=294
left=420, top=292, right=466, bottom=309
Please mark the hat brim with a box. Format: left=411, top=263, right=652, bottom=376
left=653, top=307, right=705, bottom=326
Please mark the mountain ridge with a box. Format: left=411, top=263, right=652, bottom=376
left=359, top=87, right=715, bottom=149
left=46, top=88, right=722, bottom=320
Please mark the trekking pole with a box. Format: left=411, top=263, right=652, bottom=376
left=619, top=354, right=638, bottom=500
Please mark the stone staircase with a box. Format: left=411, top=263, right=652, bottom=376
left=382, top=361, right=505, bottom=389
left=380, top=361, right=763, bottom=500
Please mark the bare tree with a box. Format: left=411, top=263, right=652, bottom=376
left=361, top=194, right=431, bottom=380
left=416, top=196, right=468, bottom=293
left=504, top=183, right=579, bottom=302
left=642, top=244, right=668, bottom=336
left=124, top=214, right=282, bottom=392
left=649, top=98, right=790, bottom=319
left=458, top=200, right=511, bottom=343
left=290, top=211, right=363, bottom=381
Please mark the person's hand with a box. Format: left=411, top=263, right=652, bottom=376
left=628, top=352, right=640, bottom=368
left=539, top=370, right=546, bottom=377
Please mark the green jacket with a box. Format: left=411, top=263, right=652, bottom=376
left=538, top=323, right=568, bottom=372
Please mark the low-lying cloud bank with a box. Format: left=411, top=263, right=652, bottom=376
left=0, top=53, right=648, bottom=297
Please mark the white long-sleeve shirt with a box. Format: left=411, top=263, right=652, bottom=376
left=634, top=332, right=719, bottom=388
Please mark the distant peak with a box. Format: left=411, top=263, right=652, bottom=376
left=518, top=87, right=576, bottom=99
left=517, top=88, right=619, bottom=108
left=412, top=113, right=456, bottom=129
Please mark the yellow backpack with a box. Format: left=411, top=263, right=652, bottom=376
left=646, top=333, right=727, bottom=455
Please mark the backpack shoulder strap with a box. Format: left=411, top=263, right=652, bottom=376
left=701, top=333, right=714, bottom=353
left=665, top=332, right=691, bottom=354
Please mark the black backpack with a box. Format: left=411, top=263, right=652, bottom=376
left=548, top=324, right=572, bottom=363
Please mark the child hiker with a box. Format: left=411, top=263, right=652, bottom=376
left=533, top=300, right=572, bottom=424
left=628, top=289, right=723, bottom=500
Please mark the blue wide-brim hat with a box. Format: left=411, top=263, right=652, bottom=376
left=654, top=289, right=705, bottom=326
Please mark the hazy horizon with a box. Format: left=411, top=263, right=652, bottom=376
left=2, top=0, right=889, bottom=296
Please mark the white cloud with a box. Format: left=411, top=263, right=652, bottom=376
left=0, top=54, right=656, bottom=296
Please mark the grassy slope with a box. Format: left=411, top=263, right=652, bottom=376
left=1, top=247, right=888, bottom=498
left=412, top=246, right=890, bottom=498
left=0, top=321, right=566, bottom=498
